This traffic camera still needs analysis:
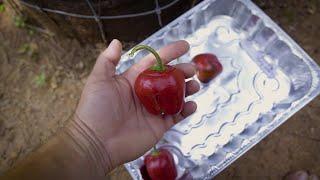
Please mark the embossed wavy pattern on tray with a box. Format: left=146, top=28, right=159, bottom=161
left=170, top=57, right=242, bottom=135
left=187, top=73, right=264, bottom=154
left=123, top=0, right=320, bottom=179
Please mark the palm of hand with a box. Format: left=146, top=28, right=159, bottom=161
left=76, top=40, right=199, bottom=168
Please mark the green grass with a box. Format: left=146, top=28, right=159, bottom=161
left=34, top=72, right=46, bottom=87
left=13, top=16, right=26, bottom=28
left=0, top=4, right=5, bottom=13
left=18, top=43, right=31, bottom=54
left=18, top=43, right=39, bottom=60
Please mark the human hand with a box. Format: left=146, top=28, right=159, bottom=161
left=75, top=39, right=200, bottom=170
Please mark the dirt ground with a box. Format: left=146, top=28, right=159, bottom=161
left=0, top=0, right=319, bottom=179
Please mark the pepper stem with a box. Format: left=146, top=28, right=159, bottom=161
left=129, top=45, right=165, bottom=71
left=151, top=146, right=160, bottom=156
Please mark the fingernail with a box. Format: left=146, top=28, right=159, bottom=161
left=192, top=102, right=197, bottom=111
left=108, top=39, right=118, bottom=49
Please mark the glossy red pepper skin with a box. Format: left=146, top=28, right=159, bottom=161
left=192, top=53, right=222, bottom=83
left=140, top=164, right=152, bottom=180
left=144, top=149, right=177, bottom=180
left=134, top=65, right=185, bottom=115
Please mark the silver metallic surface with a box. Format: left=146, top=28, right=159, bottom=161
left=117, top=0, right=320, bottom=179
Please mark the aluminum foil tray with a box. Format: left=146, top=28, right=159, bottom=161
left=117, top=0, right=320, bottom=179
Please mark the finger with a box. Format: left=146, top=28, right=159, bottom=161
left=181, top=101, right=197, bottom=118
left=164, top=101, right=197, bottom=129
left=133, top=40, right=189, bottom=70
left=123, top=40, right=189, bottom=84
left=174, top=63, right=196, bottom=79
left=186, top=80, right=200, bottom=96
left=92, top=39, right=122, bottom=78
left=100, top=39, right=122, bottom=66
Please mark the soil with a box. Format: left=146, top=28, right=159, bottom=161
left=0, top=0, right=319, bottom=180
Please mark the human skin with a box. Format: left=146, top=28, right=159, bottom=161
left=1, top=39, right=200, bottom=180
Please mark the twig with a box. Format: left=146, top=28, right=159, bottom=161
left=0, top=41, right=10, bottom=63
left=5, top=0, right=23, bottom=16
left=26, top=24, right=53, bottom=36
left=0, top=48, right=10, bottom=63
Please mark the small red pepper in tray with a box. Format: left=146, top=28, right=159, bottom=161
left=130, top=45, right=185, bottom=116
left=144, top=148, right=177, bottom=180
left=192, top=53, right=222, bottom=83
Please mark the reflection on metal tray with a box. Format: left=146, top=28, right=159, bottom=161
left=117, top=0, right=320, bottom=179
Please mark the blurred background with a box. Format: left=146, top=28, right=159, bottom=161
left=0, top=0, right=319, bottom=179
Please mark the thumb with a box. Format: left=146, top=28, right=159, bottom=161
left=92, top=39, right=122, bottom=78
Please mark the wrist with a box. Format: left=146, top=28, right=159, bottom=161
left=64, top=115, right=114, bottom=174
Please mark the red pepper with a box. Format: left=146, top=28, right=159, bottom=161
left=192, top=53, right=222, bottom=83
left=144, top=148, right=177, bottom=180
left=130, top=45, right=185, bottom=115
left=140, top=164, right=152, bottom=180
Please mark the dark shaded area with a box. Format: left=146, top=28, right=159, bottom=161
left=17, top=0, right=191, bottom=42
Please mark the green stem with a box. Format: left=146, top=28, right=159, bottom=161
left=129, top=45, right=165, bottom=71
left=153, top=146, right=157, bottom=152
left=151, top=146, right=160, bottom=156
